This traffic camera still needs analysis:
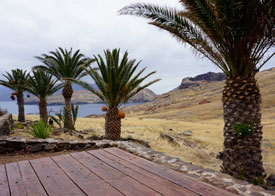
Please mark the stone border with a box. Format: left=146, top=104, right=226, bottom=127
left=0, top=137, right=274, bottom=195
left=0, top=113, right=13, bottom=136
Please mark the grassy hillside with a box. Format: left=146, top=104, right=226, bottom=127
left=123, top=68, right=275, bottom=121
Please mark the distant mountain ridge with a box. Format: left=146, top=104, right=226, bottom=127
left=25, top=88, right=157, bottom=105
left=178, top=72, right=226, bottom=89
left=0, top=83, right=97, bottom=102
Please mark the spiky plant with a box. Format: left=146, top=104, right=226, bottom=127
left=72, top=49, right=160, bottom=140
left=120, top=0, right=275, bottom=181
left=26, top=71, right=63, bottom=123
left=33, top=47, right=94, bottom=129
left=0, top=69, right=30, bottom=122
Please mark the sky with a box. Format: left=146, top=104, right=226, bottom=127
left=0, top=0, right=274, bottom=94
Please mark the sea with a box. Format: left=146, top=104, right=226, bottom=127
left=0, top=101, right=140, bottom=117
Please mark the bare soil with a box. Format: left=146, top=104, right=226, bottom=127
left=0, top=147, right=97, bottom=165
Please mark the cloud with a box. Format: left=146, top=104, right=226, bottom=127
left=0, top=0, right=274, bottom=94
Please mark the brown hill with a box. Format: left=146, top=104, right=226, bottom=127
left=123, top=68, right=275, bottom=121
left=25, top=88, right=156, bottom=105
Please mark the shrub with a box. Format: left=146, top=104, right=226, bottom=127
left=232, top=121, right=254, bottom=138
left=16, top=124, right=24, bottom=129
left=29, top=120, right=53, bottom=139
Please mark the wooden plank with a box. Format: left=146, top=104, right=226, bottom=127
left=52, top=154, right=123, bottom=196
left=70, top=151, right=125, bottom=181
left=5, top=162, right=27, bottom=196
left=0, top=164, right=10, bottom=196
left=17, top=160, right=48, bottom=196
left=71, top=151, right=161, bottom=196
left=30, top=157, right=85, bottom=196
left=105, top=147, right=235, bottom=196
left=89, top=149, right=198, bottom=196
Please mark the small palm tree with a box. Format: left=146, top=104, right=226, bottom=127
left=33, top=47, right=94, bottom=129
left=72, top=49, right=160, bottom=140
left=120, top=1, right=274, bottom=181
left=26, top=71, right=63, bottom=123
left=0, top=69, right=30, bottom=122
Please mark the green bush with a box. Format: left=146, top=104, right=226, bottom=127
left=16, top=124, right=24, bottom=129
left=29, top=120, right=53, bottom=139
left=232, top=121, right=254, bottom=138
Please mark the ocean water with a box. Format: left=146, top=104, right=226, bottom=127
left=0, top=101, right=140, bottom=117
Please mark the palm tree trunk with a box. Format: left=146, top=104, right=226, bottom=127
left=39, top=98, right=48, bottom=123
left=17, top=90, right=25, bottom=122
left=221, top=76, right=265, bottom=182
left=64, top=96, right=73, bottom=129
left=105, top=107, right=121, bottom=140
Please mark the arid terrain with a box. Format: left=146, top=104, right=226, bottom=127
left=16, top=68, right=275, bottom=175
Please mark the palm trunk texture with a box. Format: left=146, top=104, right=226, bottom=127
left=62, top=84, right=73, bottom=130
left=64, top=96, right=73, bottom=129
left=221, top=76, right=265, bottom=181
left=105, top=107, right=121, bottom=140
left=17, top=90, right=25, bottom=122
left=39, top=98, right=48, bottom=123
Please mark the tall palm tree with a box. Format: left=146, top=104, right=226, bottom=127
left=26, top=71, right=63, bottom=123
left=120, top=1, right=275, bottom=181
left=71, top=49, right=159, bottom=140
left=33, top=47, right=94, bottom=129
left=0, top=69, right=30, bottom=122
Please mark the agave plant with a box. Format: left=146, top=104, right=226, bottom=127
left=0, top=69, right=30, bottom=122
left=26, top=70, right=63, bottom=123
left=33, top=47, right=94, bottom=129
left=120, top=0, right=274, bottom=181
left=29, top=120, right=54, bottom=139
left=71, top=49, right=160, bottom=140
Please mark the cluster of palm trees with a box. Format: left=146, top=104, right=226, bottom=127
left=0, top=48, right=159, bottom=138
left=0, top=48, right=92, bottom=130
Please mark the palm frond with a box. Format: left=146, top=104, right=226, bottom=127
left=120, top=1, right=275, bottom=76
left=71, top=49, right=159, bottom=108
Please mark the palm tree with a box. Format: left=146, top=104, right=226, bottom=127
left=26, top=71, right=63, bottom=123
left=33, top=47, right=94, bottom=129
left=120, top=1, right=275, bottom=181
left=0, top=69, right=30, bottom=122
left=71, top=49, right=160, bottom=140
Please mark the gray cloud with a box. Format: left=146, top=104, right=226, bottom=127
left=0, top=0, right=274, bottom=94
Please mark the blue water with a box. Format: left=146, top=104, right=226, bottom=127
left=0, top=101, right=140, bottom=117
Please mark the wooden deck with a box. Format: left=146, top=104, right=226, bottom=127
left=0, top=147, right=235, bottom=196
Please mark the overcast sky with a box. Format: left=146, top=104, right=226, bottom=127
left=0, top=0, right=274, bottom=94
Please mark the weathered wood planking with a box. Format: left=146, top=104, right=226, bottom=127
left=17, top=160, right=48, bottom=196
left=0, top=164, right=10, bottom=196
left=52, top=154, right=123, bottom=196
left=30, top=157, right=85, bottom=196
left=105, top=147, right=235, bottom=196
left=5, top=162, right=28, bottom=196
left=89, top=149, right=198, bottom=196
left=71, top=151, right=161, bottom=196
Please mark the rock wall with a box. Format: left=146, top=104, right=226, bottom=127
left=0, top=113, right=13, bottom=136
